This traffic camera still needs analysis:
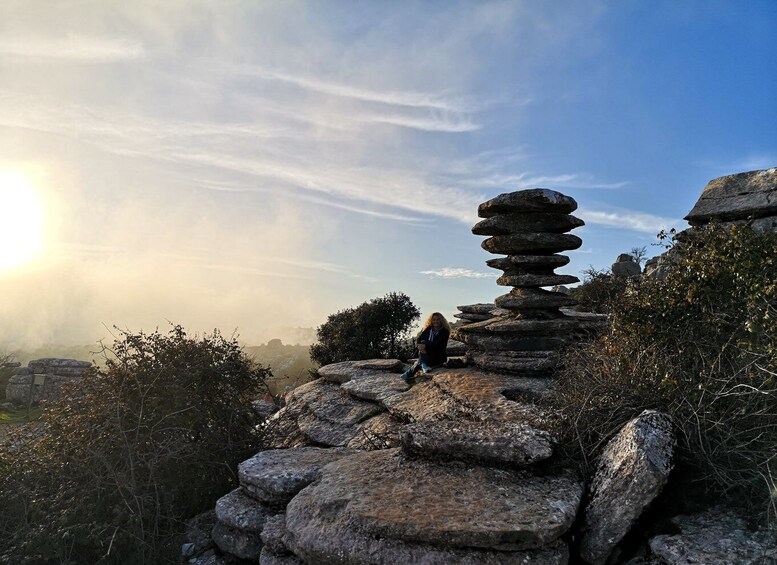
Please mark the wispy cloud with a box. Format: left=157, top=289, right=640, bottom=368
left=0, top=34, right=144, bottom=61
left=578, top=207, right=684, bottom=233
left=420, top=267, right=496, bottom=279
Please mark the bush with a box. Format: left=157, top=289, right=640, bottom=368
left=553, top=225, right=777, bottom=524
left=310, top=292, right=420, bottom=366
left=568, top=266, right=631, bottom=314
left=0, top=325, right=270, bottom=564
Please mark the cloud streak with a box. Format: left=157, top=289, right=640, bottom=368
left=420, top=267, right=496, bottom=279
left=0, top=34, right=144, bottom=61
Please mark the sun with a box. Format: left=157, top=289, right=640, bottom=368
left=0, top=171, right=45, bottom=270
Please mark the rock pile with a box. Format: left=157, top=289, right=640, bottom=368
left=458, top=189, right=584, bottom=375
left=5, top=358, right=92, bottom=405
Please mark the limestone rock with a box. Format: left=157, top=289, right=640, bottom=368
left=458, top=331, right=569, bottom=352
left=317, top=361, right=387, bottom=384
left=446, top=339, right=466, bottom=356
left=260, top=513, right=290, bottom=555
left=481, top=233, right=583, bottom=255
left=456, top=303, right=496, bottom=314
left=487, top=254, right=570, bottom=272
left=495, top=287, right=577, bottom=310
left=401, top=419, right=553, bottom=466
left=611, top=253, right=642, bottom=278
left=346, top=412, right=404, bottom=450
left=252, top=399, right=278, bottom=420
left=215, top=488, right=272, bottom=533
left=497, top=273, right=580, bottom=287
left=581, top=410, right=675, bottom=565
left=211, top=521, right=263, bottom=561
left=286, top=379, right=384, bottom=446
left=340, top=372, right=409, bottom=403
left=238, top=447, right=354, bottom=505
left=685, top=167, right=777, bottom=224
left=647, top=508, right=777, bottom=564
left=353, top=358, right=403, bottom=371
left=472, top=213, right=585, bottom=235
left=466, top=350, right=558, bottom=375
left=285, top=449, right=581, bottom=555
left=259, top=548, right=303, bottom=564
left=478, top=189, right=578, bottom=217
left=454, top=312, right=492, bottom=322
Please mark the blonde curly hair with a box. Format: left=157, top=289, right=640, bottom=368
left=420, top=312, right=451, bottom=333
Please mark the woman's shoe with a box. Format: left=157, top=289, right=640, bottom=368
left=401, top=370, right=412, bottom=382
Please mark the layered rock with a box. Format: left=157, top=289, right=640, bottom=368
left=5, top=358, right=92, bottom=404
left=611, top=253, right=641, bottom=278
left=685, top=167, right=777, bottom=227
left=459, top=189, right=584, bottom=375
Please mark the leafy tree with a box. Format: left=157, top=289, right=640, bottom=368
left=0, top=325, right=270, bottom=564
left=310, top=292, right=420, bottom=366
left=554, top=224, right=777, bottom=524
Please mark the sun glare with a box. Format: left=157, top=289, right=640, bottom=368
left=0, top=171, right=45, bottom=270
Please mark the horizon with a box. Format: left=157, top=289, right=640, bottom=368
left=0, top=1, right=775, bottom=350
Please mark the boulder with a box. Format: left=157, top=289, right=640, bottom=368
left=685, top=167, right=777, bottom=225
left=284, top=449, right=580, bottom=563
left=611, top=254, right=641, bottom=278
left=238, top=447, right=354, bottom=505
left=401, top=419, right=553, bottom=466
left=581, top=410, right=675, bottom=565
left=647, top=508, right=777, bottom=564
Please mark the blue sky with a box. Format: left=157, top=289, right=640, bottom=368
left=0, top=0, right=775, bottom=347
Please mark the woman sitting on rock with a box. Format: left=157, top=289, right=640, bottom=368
left=401, top=312, right=450, bottom=381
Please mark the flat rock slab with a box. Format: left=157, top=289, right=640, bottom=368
left=285, top=449, right=581, bottom=554
left=467, top=351, right=558, bottom=375
left=340, top=372, right=409, bottom=403
left=286, top=379, right=384, bottom=446
left=346, top=412, right=404, bottom=450
left=472, top=212, right=584, bottom=235
left=215, top=487, right=273, bottom=532
left=317, top=361, right=390, bottom=384
left=497, top=273, right=580, bottom=287
left=456, top=302, right=496, bottom=314
left=239, top=447, right=354, bottom=505
left=478, top=189, right=578, bottom=217
left=581, top=410, right=675, bottom=565
left=685, top=167, right=777, bottom=224
left=648, top=508, right=777, bottom=564
left=495, top=287, right=577, bottom=310
left=482, top=233, right=583, bottom=255
left=353, top=359, right=403, bottom=371
left=382, top=380, right=466, bottom=422
left=401, top=419, right=553, bottom=466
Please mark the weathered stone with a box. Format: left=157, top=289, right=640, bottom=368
left=285, top=379, right=384, bottom=446
left=187, top=549, right=227, bottom=565
left=215, top=488, right=272, bottom=532
left=581, top=410, right=675, bottom=565
left=478, top=189, right=578, bottom=217
left=252, top=399, right=278, bottom=420
left=185, top=510, right=217, bottom=556
left=467, top=350, right=558, bottom=375
left=456, top=303, right=496, bottom=314
left=454, top=312, right=493, bottom=322
left=685, top=167, right=777, bottom=224
left=238, top=447, right=354, bottom=505
left=6, top=373, right=85, bottom=404
left=340, top=372, right=409, bottom=403
left=482, top=233, right=582, bottom=255
left=353, top=358, right=403, bottom=371
left=263, top=404, right=314, bottom=449
left=382, top=380, right=466, bottom=422
left=482, top=317, right=580, bottom=335
left=211, top=521, right=263, bottom=561
left=446, top=339, right=466, bottom=356
left=317, top=361, right=385, bottom=384
left=487, top=254, right=570, bottom=272
left=495, top=287, right=577, bottom=310
left=612, top=254, right=642, bottom=278
left=259, top=548, right=303, bottom=564
left=260, top=513, right=289, bottom=555
left=647, top=508, right=777, bottom=565
left=346, top=412, right=404, bottom=450
left=285, top=449, right=581, bottom=553
left=401, top=419, right=553, bottom=466
left=472, top=213, right=585, bottom=235
left=497, top=273, right=580, bottom=287
left=458, top=331, right=569, bottom=352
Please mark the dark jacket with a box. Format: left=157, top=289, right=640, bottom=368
left=417, top=326, right=449, bottom=367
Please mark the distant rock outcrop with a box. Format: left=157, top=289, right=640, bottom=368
left=611, top=253, right=642, bottom=278
left=5, top=358, right=91, bottom=405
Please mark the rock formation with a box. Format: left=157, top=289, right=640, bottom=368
left=458, top=189, right=584, bottom=375
left=611, top=253, right=641, bottom=278
left=5, top=358, right=92, bottom=405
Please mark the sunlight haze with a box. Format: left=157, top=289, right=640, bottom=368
left=0, top=0, right=774, bottom=350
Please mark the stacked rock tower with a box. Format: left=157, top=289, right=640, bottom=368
left=458, top=189, right=584, bottom=375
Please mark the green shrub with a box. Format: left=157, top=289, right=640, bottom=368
left=554, top=225, right=777, bottom=524
left=310, top=292, right=420, bottom=366
left=0, top=325, right=270, bottom=564
left=568, top=267, right=632, bottom=314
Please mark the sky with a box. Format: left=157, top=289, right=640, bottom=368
left=0, top=0, right=775, bottom=349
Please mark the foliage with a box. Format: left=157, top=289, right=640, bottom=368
left=0, top=325, right=270, bottom=564
left=629, top=245, right=648, bottom=266
left=553, top=225, right=777, bottom=524
left=568, top=266, right=631, bottom=314
left=310, top=292, right=420, bottom=366
left=0, top=351, right=17, bottom=401
left=244, top=340, right=316, bottom=395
